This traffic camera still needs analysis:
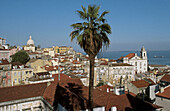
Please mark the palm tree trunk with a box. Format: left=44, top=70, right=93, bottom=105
left=89, top=55, right=95, bottom=111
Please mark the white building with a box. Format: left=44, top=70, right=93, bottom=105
left=109, top=63, right=135, bottom=85
left=117, top=46, right=148, bottom=74
left=23, top=36, right=35, bottom=52
left=0, top=37, right=6, bottom=46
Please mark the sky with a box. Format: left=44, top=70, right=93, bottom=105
left=0, top=0, right=170, bottom=52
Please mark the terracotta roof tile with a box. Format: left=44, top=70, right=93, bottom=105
left=96, top=85, right=114, bottom=93
left=0, top=83, right=47, bottom=103
left=108, top=59, right=116, bottom=62
left=36, top=72, right=50, bottom=76
left=131, top=79, right=155, bottom=88
left=53, top=78, right=161, bottom=111
left=125, top=53, right=135, bottom=59
left=100, top=62, right=108, bottom=65
left=156, top=86, right=170, bottom=99
left=42, top=65, right=58, bottom=71
left=72, top=60, right=80, bottom=64
left=0, top=59, right=10, bottom=65
left=160, top=74, right=170, bottom=83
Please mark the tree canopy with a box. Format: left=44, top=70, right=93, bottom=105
left=11, top=51, right=30, bottom=64
left=70, top=5, right=111, bottom=57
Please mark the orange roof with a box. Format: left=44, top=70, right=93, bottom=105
left=156, top=86, right=170, bottom=99
left=0, top=83, right=47, bottom=103
left=131, top=79, right=155, bottom=88
left=72, top=60, right=80, bottom=64
left=108, top=59, right=116, bottom=62
left=125, top=53, right=135, bottom=59
left=160, top=74, right=170, bottom=83
left=61, top=59, right=69, bottom=63
left=100, top=62, right=108, bottom=65
left=51, top=78, right=161, bottom=111
left=96, top=85, right=114, bottom=93
left=42, top=65, right=58, bottom=71
left=117, top=53, right=135, bottom=60
left=0, top=59, right=10, bottom=65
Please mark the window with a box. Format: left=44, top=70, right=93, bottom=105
left=8, top=72, right=10, bottom=76
left=18, top=72, right=21, bottom=76
left=14, top=72, right=16, bottom=76
left=22, top=71, right=24, bottom=75
left=8, top=79, right=10, bottom=84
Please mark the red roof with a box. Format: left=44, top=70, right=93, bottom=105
left=100, top=62, right=108, bottom=65
left=72, top=60, right=80, bottom=64
left=61, top=59, right=69, bottom=63
left=43, top=74, right=83, bottom=105
left=117, top=53, right=135, bottom=60
left=160, top=74, right=170, bottom=83
left=0, top=59, right=10, bottom=65
left=96, top=85, right=114, bottom=93
left=36, top=72, right=50, bottom=76
left=156, top=86, right=170, bottom=99
left=131, top=79, right=155, bottom=88
left=108, top=59, right=116, bottom=62
left=52, top=73, right=70, bottom=81
left=42, top=65, right=58, bottom=71
left=53, top=79, right=161, bottom=111
left=125, top=53, right=135, bottom=59
left=0, top=83, right=47, bottom=103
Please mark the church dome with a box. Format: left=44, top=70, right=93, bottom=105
left=27, top=36, right=34, bottom=45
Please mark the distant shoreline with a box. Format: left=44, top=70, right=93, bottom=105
left=103, top=50, right=170, bottom=52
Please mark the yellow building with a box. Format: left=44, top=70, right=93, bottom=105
left=54, top=46, right=72, bottom=53
left=26, top=59, right=52, bottom=73
left=11, top=65, right=33, bottom=86
left=43, top=47, right=54, bottom=52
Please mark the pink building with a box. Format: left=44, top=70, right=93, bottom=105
left=0, top=49, right=10, bottom=61
left=0, top=48, right=18, bottom=61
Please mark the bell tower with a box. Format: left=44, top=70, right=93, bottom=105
left=140, top=46, right=147, bottom=59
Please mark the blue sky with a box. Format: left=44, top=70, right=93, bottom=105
left=0, top=0, right=170, bottom=51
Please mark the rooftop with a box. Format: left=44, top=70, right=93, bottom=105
left=131, top=79, right=155, bottom=88
left=156, top=86, right=170, bottom=99
left=160, top=74, right=170, bottom=83
left=0, top=82, right=47, bottom=103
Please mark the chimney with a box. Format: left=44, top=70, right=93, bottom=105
left=107, top=88, right=109, bottom=92
left=160, top=87, right=164, bottom=93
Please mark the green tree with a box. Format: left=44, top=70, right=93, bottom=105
left=70, top=5, right=111, bottom=110
left=11, top=51, right=30, bottom=64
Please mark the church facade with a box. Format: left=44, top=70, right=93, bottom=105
left=117, top=46, right=148, bottom=74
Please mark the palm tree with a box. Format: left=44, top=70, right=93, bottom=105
left=70, top=5, right=111, bottom=111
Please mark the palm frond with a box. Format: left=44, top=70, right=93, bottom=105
left=76, top=10, right=86, bottom=19
left=99, top=24, right=112, bottom=34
